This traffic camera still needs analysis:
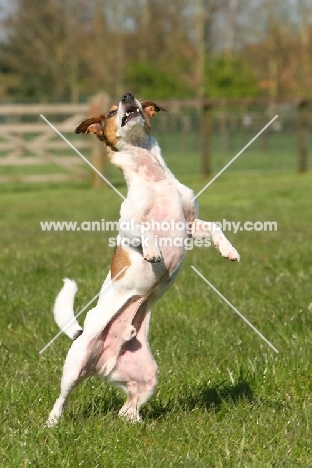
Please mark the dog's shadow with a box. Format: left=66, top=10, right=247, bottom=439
left=76, top=376, right=253, bottom=422
left=143, top=377, right=254, bottom=420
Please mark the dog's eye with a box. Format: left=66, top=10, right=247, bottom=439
left=107, top=109, right=117, bottom=118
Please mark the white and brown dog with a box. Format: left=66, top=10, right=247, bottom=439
left=46, top=93, right=239, bottom=426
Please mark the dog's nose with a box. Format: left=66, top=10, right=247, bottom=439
left=121, top=93, right=134, bottom=104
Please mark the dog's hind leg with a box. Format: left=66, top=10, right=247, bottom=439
left=118, top=373, right=157, bottom=422
left=109, top=305, right=158, bottom=422
left=45, top=335, right=97, bottom=427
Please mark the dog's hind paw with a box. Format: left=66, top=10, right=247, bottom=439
left=118, top=406, right=141, bottom=423
left=44, top=416, right=58, bottom=428
left=122, top=325, right=137, bottom=342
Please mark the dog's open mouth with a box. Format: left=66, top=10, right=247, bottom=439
left=121, top=106, right=143, bottom=127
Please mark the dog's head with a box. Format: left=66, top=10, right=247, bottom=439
left=75, top=93, right=166, bottom=151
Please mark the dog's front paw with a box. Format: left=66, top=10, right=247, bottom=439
left=143, top=246, right=162, bottom=263
left=144, top=253, right=162, bottom=263
left=215, top=239, right=240, bottom=262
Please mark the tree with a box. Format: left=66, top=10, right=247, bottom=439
left=207, top=54, right=259, bottom=98
left=125, top=60, right=191, bottom=99
left=1, top=0, right=89, bottom=101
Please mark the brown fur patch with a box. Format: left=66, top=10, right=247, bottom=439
left=141, top=101, right=166, bottom=136
left=141, top=101, right=167, bottom=116
left=103, top=111, right=118, bottom=149
left=138, top=153, right=165, bottom=182
left=75, top=105, right=119, bottom=150
left=76, top=102, right=164, bottom=135
left=111, top=246, right=131, bottom=280
left=75, top=115, right=105, bottom=134
left=75, top=100, right=165, bottom=151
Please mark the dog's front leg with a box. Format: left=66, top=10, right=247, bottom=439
left=141, top=228, right=162, bottom=263
left=192, top=219, right=240, bottom=261
left=118, top=221, right=162, bottom=263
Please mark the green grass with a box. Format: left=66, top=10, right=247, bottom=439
left=0, top=171, right=311, bottom=467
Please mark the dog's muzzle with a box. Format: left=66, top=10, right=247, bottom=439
left=121, top=93, right=134, bottom=104
left=121, top=93, right=143, bottom=127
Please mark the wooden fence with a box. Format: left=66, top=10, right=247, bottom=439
left=156, top=97, right=310, bottom=176
left=0, top=96, right=309, bottom=185
left=0, top=92, right=111, bottom=186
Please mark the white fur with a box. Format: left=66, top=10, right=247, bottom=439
left=53, top=278, right=82, bottom=340
left=46, top=95, right=240, bottom=427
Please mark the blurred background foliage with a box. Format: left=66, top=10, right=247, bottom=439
left=0, top=0, right=311, bottom=103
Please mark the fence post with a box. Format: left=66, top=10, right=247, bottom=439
left=298, top=100, right=309, bottom=173
left=202, top=104, right=211, bottom=178
left=89, top=92, right=111, bottom=187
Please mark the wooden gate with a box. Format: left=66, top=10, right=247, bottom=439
left=0, top=93, right=110, bottom=185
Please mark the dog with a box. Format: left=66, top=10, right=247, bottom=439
left=46, top=93, right=239, bottom=426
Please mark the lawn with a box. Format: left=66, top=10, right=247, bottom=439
left=0, top=169, right=311, bottom=467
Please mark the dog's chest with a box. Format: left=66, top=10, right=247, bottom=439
left=136, top=152, right=165, bottom=183
left=144, top=197, right=174, bottom=220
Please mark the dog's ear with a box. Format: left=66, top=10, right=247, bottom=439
left=75, top=114, right=106, bottom=136
left=141, top=101, right=167, bottom=119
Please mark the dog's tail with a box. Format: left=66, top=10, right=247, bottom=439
left=53, top=279, right=83, bottom=340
